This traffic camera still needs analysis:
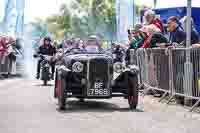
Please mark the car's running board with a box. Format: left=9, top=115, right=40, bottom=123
left=111, top=93, right=127, bottom=97
left=63, top=93, right=127, bottom=98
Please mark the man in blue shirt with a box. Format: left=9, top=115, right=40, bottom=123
left=159, top=16, right=186, bottom=48
left=167, top=16, right=186, bottom=46
left=160, top=16, right=199, bottom=48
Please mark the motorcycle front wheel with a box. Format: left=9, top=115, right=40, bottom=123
left=43, top=80, right=48, bottom=86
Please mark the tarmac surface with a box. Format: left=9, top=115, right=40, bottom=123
left=0, top=78, right=200, bottom=133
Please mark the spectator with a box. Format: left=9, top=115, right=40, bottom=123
left=168, top=16, right=186, bottom=46
left=111, top=42, right=116, bottom=52
left=125, top=24, right=147, bottom=64
left=139, top=10, right=166, bottom=48
left=180, top=16, right=199, bottom=45
left=159, top=16, right=186, bottom=48
left=140, top=25, right=167, bottom=48
left=143, top=10, right=164, bottom=33
left=15, top=38, right=23, bottom=50
left=74, top=38, right=81, bottom=48
left=0, top=37, right=7, bottom=54
left=79, top=39, right=84, bottom=49
left=63, top=39, right=73, bottom=49
left=53, top=41, right=58, bottom=49
left=129, top=24, right=147, bottom=49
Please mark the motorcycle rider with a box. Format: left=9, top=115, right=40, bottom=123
left=35, top=37, right=56, bottom=79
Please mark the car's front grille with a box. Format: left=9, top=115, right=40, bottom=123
left=88, top=58, right=109, bottom=89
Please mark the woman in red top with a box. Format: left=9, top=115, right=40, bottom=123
left=140, top=10, right=164, bottom=48
left=0, top=36, right=15, bottom=57
left=0, top=37, right=7, bottom=56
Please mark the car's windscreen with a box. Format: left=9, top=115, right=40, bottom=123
left=64, top=47, right=107, bottom=55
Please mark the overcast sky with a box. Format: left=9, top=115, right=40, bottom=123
left=24, top=0, right=70, bottom=23
left=1, top=0, right=200, bottom=23
left=135, top=0, right=200, bottom=7
left=25, top=0, right=200, bottom=22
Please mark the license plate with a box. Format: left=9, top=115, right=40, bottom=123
left=87, top=88, right=110, bottom=96
left=87, top=82, right=110, bottom=96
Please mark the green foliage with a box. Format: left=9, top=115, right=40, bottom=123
left=30, top=17, right=48, bottom=37
left=29, top=0, right=148, bottom=41
left=29, top=0, right=117, bottom=40
left=45, top=0, right=117, bottom=40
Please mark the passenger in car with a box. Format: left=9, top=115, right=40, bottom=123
left=85, top=35, right=102, bottom=53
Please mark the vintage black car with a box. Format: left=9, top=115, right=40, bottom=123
left=54, top=47, right=139, bottom=110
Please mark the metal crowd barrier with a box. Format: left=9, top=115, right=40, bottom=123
left=0, top=53, right=17, bottom=78
left=0, top=55, right=9, bottom=76
left=132, top=48, right=200, bottom=112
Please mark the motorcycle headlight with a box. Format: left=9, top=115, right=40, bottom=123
left=72, top=61, right=84, bottom=73
left=113, top=62, right=124, bottom=73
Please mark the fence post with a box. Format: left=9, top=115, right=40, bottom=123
left=136, top=49, right=142, bottom=85
left=142, top=49, right=152, bottom=95
left=144, top=49, right=149, bottom=85
left=130, top=49, right=135, bottom=65
left=184, top=48, right=193, bottom=106
left=165, top=48, right=176, bottom=103
left=168, top=48, right=174, bottom=95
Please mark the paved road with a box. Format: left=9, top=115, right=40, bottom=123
left=0, top=78, right=200, bottom=133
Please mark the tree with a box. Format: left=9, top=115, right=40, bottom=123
left=71, top=0, right=117, bottom=40
left=43, top=0, right=117, bottom=40
left=46, top=4, right=72, bottom=40
left=30, top=17, right=48, bottom=37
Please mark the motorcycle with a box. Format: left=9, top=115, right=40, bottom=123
left=34, top=54, right=53, bottom=85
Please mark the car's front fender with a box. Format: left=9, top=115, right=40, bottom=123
left=57, top=65, right=71, bottom=78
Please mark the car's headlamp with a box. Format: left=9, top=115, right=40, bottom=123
left=72, top=61, right=84, bottom=73
left=113, top=62, right=124, bottom=73
left=128, top=65, right=139, bottom=73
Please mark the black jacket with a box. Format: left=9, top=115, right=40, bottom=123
left=169, top=27, right=186, bottom=44
left=37, top=45, right=56, bottom=56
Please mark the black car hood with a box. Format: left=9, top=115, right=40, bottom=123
left=62, top=53, right=113, bottom=66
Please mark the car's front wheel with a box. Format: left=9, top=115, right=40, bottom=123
left=127, top=74, right=139, bottom=110
left=58, top=77, right=67, bottom=110
left=58, top=96, right=66, bottom=110
left=43, top=80, right=48, bottom=86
